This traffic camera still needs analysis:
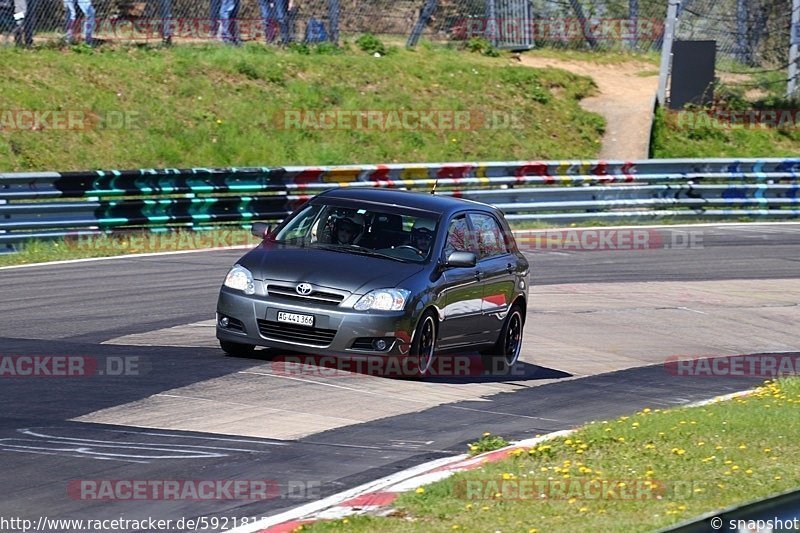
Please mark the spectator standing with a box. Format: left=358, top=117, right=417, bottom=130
left=63, top=0, right=94, bottom=44
left=218, top=0, right=239, bottom=43
left=159, top=0, right=172, bottom=44
left=14, top=0, right=32, bottom=46
left=209, top=0, right=220, bottom=39
left=327, top=0, right=337, bottom=43
left=1, top=0, right=15, bottom=42
left=258, top=0, right=289, bottom=44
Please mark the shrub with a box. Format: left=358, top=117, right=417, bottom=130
left=356, top=33, right=386, bottom=55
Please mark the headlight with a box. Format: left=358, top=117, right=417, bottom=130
left=354, top=288, right=410, bottom=311
left=223, top=265, right=255, bottom=295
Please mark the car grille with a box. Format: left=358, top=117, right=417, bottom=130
left=257, top=319, right=337, bottom=347
left=266, top=284, right=345, bottom=305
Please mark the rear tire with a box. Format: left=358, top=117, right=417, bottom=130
left=484, top=305, right=523, bottom=374
left=405, top=312, right=437, bottom=379
left=219, top=339, right=256, bottom=358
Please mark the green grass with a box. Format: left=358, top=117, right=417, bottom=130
left=468, top=432, right=511, bottom=456
left=0, top=227, right=259, bottom=267
left=650, top=105, right=800, bottom=158
left=509, top=217, right=787, bottom=230
left=0, top=42, right=604, bottom=171
left=650, top=66, right=800, bottom=158
left=301, top=378, right=800, bottom=532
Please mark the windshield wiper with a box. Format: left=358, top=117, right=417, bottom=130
left=316, top=244, right=410, bottom=262
left=350, top=246, right=412, bottom=262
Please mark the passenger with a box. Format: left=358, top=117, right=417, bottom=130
left=333, top=215, right=363, bottom=245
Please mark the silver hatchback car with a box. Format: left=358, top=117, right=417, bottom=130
left=216, top=188, right=530, bottom=377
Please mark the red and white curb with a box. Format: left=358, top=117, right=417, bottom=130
left=228, top=430, right=575, bottom=533
left=228, top=388, right=757, bottom=533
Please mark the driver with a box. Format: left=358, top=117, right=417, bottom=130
left=333, top=215, right=364, bottom=245
left=409, top=219, right=435, bottom=254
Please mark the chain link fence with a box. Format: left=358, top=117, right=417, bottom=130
left=1, top=0, right=670, bottom=48
left=0, top=0, right=794, bottom=88
left=674, top=0, right=794, bottom=88
left=676, top=0, right=792, bottom=66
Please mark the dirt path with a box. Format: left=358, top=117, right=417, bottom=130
left=518, top=55, right=659, bottom=160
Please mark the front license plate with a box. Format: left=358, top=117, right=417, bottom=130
left=277, top=311, right=314, bottom=327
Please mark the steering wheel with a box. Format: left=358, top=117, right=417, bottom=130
left=395, top=245, right=424, bottom=256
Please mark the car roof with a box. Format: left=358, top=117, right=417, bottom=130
left=314, top=187, right=495, bottom=216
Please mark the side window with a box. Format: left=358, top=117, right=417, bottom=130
left=468, top=213, right=508, bottom=259
left=444, top=215, right=474, bottom=256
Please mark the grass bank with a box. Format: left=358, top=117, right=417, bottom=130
left=0, top=41, right=603, bottom=171
left=651, top=66, right=800, bottom=158
left=650, top=105, right=800, bottom=158
left=302, top=378, right=800, bottom=532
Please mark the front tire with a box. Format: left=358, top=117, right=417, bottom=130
left=406, top=312, right=437, bottom=378
left=485, top=305, right=524, bottom=373
left=219, top=339, right=256, bottom=358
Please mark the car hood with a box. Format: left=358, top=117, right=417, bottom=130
left=238, top=244, right=425, bottom=294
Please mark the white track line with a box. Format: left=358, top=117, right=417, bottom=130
left=513, top=221, right=800, bottom=233
left=0, top=245, right=252, bottom=270
left=4, top=222, right=799, bottom=271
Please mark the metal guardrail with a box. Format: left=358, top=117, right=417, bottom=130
left=1, top=158, right=799, bottom=247
left=660, top=487, right=800, bottom=532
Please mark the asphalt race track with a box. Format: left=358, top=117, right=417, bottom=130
left=1, top=223, right=799, bottom=530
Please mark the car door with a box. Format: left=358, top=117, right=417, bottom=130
left=468, top=212, right=518, bottom=339
left=435, top=214, right=486, bottom=349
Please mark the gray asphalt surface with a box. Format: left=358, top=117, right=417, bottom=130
left=0, top=223, right=798, bottom=531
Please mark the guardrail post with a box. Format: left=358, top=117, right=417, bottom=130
left=789, top=0, right=800, bottom=98
left=657, top=0, right=681, bottom=107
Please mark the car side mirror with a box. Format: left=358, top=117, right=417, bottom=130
left=251, top=222, right=272, bottom=239
left=444, top=251, right=477, bottom=268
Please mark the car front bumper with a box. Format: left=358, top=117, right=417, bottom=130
left=215, top=287, right=417, bottom=356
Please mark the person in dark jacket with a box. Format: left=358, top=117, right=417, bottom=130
left=258, top=0, right=290, bottom=44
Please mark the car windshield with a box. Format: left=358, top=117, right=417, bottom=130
left=272, top=203, right=439, bottom=263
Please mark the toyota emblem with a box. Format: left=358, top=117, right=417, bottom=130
left=296, top=283, right=313, bottom=295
